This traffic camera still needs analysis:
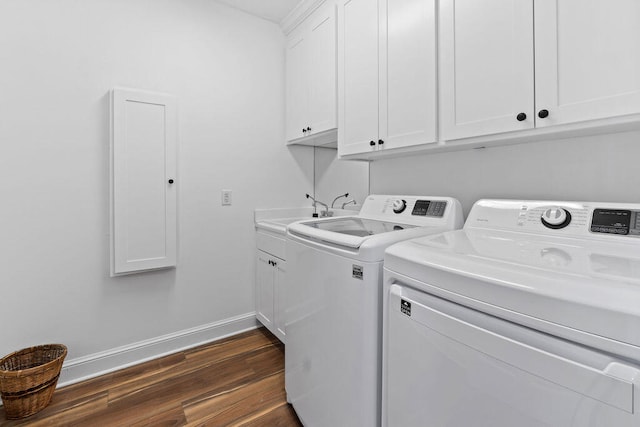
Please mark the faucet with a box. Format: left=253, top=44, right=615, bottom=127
left=306, top=194, right=331, bottom=217
left=331, top=193, right=350, bottom=208
left=341, top=199, right=357, bottom=209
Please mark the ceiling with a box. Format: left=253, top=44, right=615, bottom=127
left=215, top=0, right=302, bottom=24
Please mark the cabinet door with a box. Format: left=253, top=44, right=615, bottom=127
left=338, top=0, right=380, bottom=156
left=286, top=30, right=309, bottom=141
left=439, top=0, right=535, bottom=140
left=308, top=1, right=337, bottom=136
left=256, top=251, right=275, bottom=331
left=379, top=0, right=437, bottom=150
left=111, top=88, right=177, bottom=275
left=535, top=0, right=640, bottom=127
left=274, top=259, right=287, bottom=343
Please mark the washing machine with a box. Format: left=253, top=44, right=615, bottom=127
left=285, top=194, right=463, bottom=426
left=383, top=199, right=640, bottom=427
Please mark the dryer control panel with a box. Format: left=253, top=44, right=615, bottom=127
left=466, top=200, right=640, bottom=239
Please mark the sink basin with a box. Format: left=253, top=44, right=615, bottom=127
left=255, top=209, right=358, bottom=236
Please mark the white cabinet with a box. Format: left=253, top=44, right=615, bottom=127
left=256, top=251, right=286, bottom=342
left=285, top=1, right=337, bottom=144
left=255, top=233, right=287, bottom=343
left=440, top=0, right=640, bottom=141
left=110, top=88, right=177, bottom=275
left=439, top=0, right=534, bottom=140
left=337, top=0, right=438, bottom=157
left=534, top=0, right=640, bottom=128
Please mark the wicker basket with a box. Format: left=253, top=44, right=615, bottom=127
left=0, top=344, right=67, bottom=420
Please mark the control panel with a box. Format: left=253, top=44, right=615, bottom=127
left=383, top=198, right=447, bottom=217
left=466, top=200, right=640, bottom=239
left=385, top=199, right=447, bottom=217
left=357, top=195, right=462, bottom=228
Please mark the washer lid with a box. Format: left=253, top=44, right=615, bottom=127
left=385, top=227, right=640, bottom=354
left=289, top=217, right=416, bottom=248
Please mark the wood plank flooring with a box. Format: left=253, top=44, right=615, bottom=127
left=0, top=328, right=302, bottom=426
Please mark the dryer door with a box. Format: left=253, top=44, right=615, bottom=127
left=383, top=284, right=640, bottom=427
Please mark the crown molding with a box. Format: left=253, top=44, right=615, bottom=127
left=281, top=0, right=328, bottom=35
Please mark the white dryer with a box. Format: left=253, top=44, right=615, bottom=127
left=286, top=195, right=463, bottom=427
left=383, top=199, right=640, bottom=427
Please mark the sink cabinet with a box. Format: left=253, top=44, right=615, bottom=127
left=255, top=230, right=287, bottom=342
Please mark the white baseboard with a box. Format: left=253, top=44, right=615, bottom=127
left=58, top=313, right=259, bottom=387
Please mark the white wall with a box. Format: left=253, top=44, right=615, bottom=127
left=314, top=147, right=369, bottom=211
left=0, top=0, right=314, bottom=382
left=370, top=130, right=640, bottom=216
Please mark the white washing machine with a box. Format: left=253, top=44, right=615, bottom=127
left=382, top=199, right=640, bottom=427
left=285, top=195, right=463, bottom=427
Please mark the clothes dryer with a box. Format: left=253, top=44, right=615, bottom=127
left=383, top=199, right=640, bottom=427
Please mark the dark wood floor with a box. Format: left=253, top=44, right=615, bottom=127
left=0, top=328, right=302, bottom=426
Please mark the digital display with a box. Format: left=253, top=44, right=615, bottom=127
left=411, top=200, right=431, bottom=216
left=591, top=209, right=631, bottom=235
left=411, top=200, right=447, bottom=217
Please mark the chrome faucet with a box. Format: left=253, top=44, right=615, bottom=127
left=306, top=194, right=331, bottom=217
left=341, top=199, right=357, bottom=209
left=331, top=193, right=350, bottom=208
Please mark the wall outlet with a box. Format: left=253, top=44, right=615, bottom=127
left=222, top=190, right=232, bottom=206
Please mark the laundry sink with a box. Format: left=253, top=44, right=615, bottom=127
left=255, top=208, right=358, bottom=236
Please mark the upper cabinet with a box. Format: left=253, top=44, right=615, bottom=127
left=285, top=1, right=337, bottom=145
left=338, top=0, right=437, bottom=157
left=534, top=0, right=640, bottom=128
left=439, top=0, right=534, bottom=140
left=440, top=0, right=640, bottom=141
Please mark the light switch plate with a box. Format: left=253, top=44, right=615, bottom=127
left=222, top=190, right=232, bottom=206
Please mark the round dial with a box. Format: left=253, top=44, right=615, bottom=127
left=541, top=207, right=572, bottom=229
left=392, top=199, right=407, bottom=214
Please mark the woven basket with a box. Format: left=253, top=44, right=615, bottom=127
left=0, top=344, right=67, bottom=420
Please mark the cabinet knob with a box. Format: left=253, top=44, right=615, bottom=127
left=302, top=128, right=307, bottom=133
left=168, top=179, right=174, bottom=184
left=538, top=109, right=549, bottom=119
left=516, top=113, right=527, bottom=122
left=370, top=140, right=376, bottom=146
left=306, top=126, right=311, bottom=132
left=378, top=139, right=384, bottom=145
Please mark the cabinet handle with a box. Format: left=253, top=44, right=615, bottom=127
left=516, top=113, right=527, bottom=122
left=168, top=179, right=174, bottom=184
left=273, top=261, right=277, bottom=267
left=306, top=126, right=311, bottom=132
left=302, top=128, right=307, bottom=133
left=370, top=140, right=376, bottom=146
left=538, top=109, right=549, bottom=119
left=378, top=139, right=384, bottom=145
